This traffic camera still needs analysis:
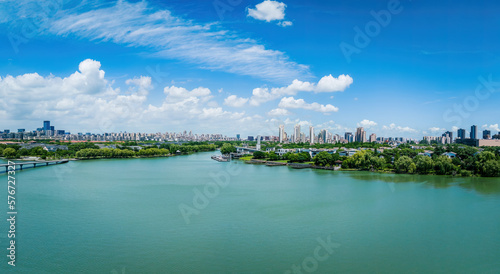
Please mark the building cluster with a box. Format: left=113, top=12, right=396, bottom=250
left=277, top=124, right=414, bottom=145
left=424, top=125, right=500, bottom=147
left=0, top=121, right=238, bottom=142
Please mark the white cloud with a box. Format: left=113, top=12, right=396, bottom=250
left=382, top=123, right=418, bottom=133
left=316, top=74, right=353, bottom=93
left=249, top=75, right=353, bottom=106
left=267, top=108, right=291, bottom=116
left=357, top=119, right=377, bottom=128
left=0, top=59, right=257, bottom=134
left=224, top=95, right=249, bottom=107
left=48, top=1, right=308, bottom=82
left=482, top=124, right=500, bottom=132
left=278, top=97, right=339, bottom=113
left=451, top=126, right=460, bottom=132
left=248, top=1, right=286, bottom=22
left=429, top=127, right=445, bottom=133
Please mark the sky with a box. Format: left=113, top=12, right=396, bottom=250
left=0, top=0, right=499, bottom=138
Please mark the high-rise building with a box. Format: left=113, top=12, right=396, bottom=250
left=319, top=129, right=327, bottom=144
left=345, top=132, right=353, bottom=143
left=236, top=134, right=240, bottom=140
left=355, top=127, right=366, bottom=143
left=369, top=133, right=377, bottom=143
left=279, top=125, right=285, bottom=143
left=457, top=128, right=466, bottom=139
left=309, top=126, right=314, bottom=145
left=294, top=124, right=301, bottom=143
left=483, top=130, right=491, bottom=139
left=442, top=131, right=453, bottom=144
left=470, top=125, right=478, bottom=140
left=43, top=121, right=50, bottom=131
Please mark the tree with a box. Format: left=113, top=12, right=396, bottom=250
left=414, top=155, right=433, bottom=174
left=253, top=151, right=267, bottom=159
left=481, top=160, right=500, bottom=177
left=433, top=156, right=455, bottom=175
left=369, top=156, right=386, bottom=170
left=394, top=156, right=416, bottom=174
left=297, top=152, right=311, bottom=163
left=220, top=143, right=236, bottom=155
left=268, top=151, right=279, bottom=161
left=3, top=148, right=16, bottom=158
left=313, top=151, right=332, bottom=166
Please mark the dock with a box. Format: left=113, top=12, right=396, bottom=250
left=1, top=159, right=69, bottom=174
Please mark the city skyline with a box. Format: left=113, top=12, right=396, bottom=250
left=1, top=1, right=500, bottom=137
left=2, top=120, right=499, bottom=145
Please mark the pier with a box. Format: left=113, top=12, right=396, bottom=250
left=1, top=159, right=69, bottom=174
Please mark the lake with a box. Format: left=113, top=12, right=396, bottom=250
left=1, top=153, right=500, bottom=273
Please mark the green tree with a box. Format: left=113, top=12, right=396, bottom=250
left=479, top=160, right=500, bottom=177
left=253, top=151, right=267, bottom=159
left=313, top=151, right=332, bottom=166
left=369, top=156, right=386, bottom=170
left=394, top=156, right=416, bottom=174
left=3, top=148, right=16, bottom=158
left=268, top=151, right=279, bottom=161
left=220, top=143, right=237, bottom=155
left=414, top=155, right=433, bottom=174
left=433, top=156, right=455, bottom=175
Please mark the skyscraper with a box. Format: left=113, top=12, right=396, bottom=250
left=369, top=133, right=377, bottom=143
left=294, top=124, right=301, bottom=143
left=470, top=125, right=478, bottom=139
left=345, top=132, right=353, bottom=143
left=319, top=129, right=327, bottom=144
left=279, top=125, right=285, bottom=143
left=483, top=130, right=491, bottom=139
left=355, top=127, right=366, bottom=143
left=43, top=121, right=50, bottom=131
left=309, top=126, right=314, bottom=145
left=442, top=131, right=453, bottom=143
left=457, top=128, right=466, bottom=139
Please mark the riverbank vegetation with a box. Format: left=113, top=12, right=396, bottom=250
left=0, top=141, right=217, bottom=160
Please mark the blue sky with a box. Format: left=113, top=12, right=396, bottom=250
left=1, top=0, right=499, bottom=138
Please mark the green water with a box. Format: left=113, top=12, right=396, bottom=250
left=1, top=153, right=500, bottom=273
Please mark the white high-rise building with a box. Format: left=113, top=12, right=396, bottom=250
left=279, top=125, right=285, bottom=143
left=309, top=126, right=314, bottom=145
left=294, top=124, right=301, bottom=143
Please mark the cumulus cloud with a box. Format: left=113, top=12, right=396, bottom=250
left=0, top=59, right=255, bottom=134
left=482, top=124, right=500, bottom=132
left=248, top=0, right=287, bottom=22
left=248, top=75, right=353, bottom=106
left=382, top=123, right=418, bottom=133
left=278, top=97, right=339, bottom=113
left=224, top=95, right=249, bottom=107
left=316, top=74, right=353, bottom=93
left=267, top=108, right=291, bottom=116
left=357, top=119, right=377, bottom=128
